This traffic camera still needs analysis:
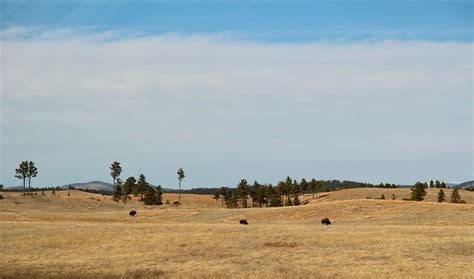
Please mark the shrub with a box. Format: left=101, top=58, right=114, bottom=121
left=391, top=194, right=396, bottom=200
left=67, top=192, right=70, bottom=196
left=437, top=189, right=446, bottom=203
left=165, top=199, right=170, bottom=204
left=410, top=182, right=427, bottom=201
left=0, top=194, right=4, bottom=200
left=450, top=189, right=462, bottom=203
left=172, top=201, right=181, bottom=205
left=381, top=194, right=385, bottom=200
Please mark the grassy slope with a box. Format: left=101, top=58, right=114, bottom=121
left=0, top=189, right=473, bottom=278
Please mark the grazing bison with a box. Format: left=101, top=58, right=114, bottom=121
left=239, top=219, right=249, bottom=225
left=129, top=210, right=137, bottom=217
left=321, top=218, right=331, bottom=225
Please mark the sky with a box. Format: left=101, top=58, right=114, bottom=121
left=1, top=0, right=473, bottom=188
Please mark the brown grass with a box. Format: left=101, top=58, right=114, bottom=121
left=0, top=189, right=473, bottom=278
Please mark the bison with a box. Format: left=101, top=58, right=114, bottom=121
left=129, top=210, right=137, bottom=217
left=321, top=218, right=331, bottom=225
left=239, top=219, right=249, bottom=225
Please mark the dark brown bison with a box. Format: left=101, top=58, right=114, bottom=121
left=129, top=210, right=137, bottom=217
left=239, top=219, right=249, bottom=225
left=321, top=218, right=331, bottom=225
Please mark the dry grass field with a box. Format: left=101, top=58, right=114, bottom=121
left=0, top=188, right=473, bottom=278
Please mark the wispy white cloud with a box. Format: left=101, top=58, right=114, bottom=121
left=1, top=28, right=472, bottom=186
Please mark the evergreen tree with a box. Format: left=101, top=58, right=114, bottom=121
left=177, top=168, right=185, bottom=204
left=237, top=179, right=250, bottom=208
left=310, top=178, right=318, bottom=199
left=285, top=196, right=293, bottom=206
left=429, top=180, right=434, bottom=188
left=410, top=182, right=427, bottom=201
left=300, top=178, right=308, bottom=196
left=27, top=161, right=38, bottom=194
left=137, top=174, right=149, bottom=200
left=268, top=191, right=283, bottom=207
left=143, top=186, right=156, bottom=205
left=450, top=189, right=461, bottom=203
left=113, top=178, right=123, bottom=202
left=155, top=185, right=163, bottom=205
left=122, top=176, right=136, bottom=203
left=15, top=161, right=29, bottom=195
left=437, top=189, right=446, bottom=203
left=293, top=194, right=301, bottom=205
left=435, top=180, right=441, bottom=188
left=441, top=182, right=446, bottom=188
left=110, top=162, right=122, bottom=189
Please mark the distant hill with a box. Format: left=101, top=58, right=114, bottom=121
left=454, top=181, right=474, bottom=189
left=62, top=181, right=113, bottom=192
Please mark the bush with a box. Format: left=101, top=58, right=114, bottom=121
left=437, top=189, right=446, bottom=203
left=450, top=189, right=462, bottom=203
left=165, top=199, right=170, bottom=204
left=410, top=182, right=427, bottom=201
left=381, top=194, right=385, bottom=200
left=391, top=194, right=396, bottom=200
left=172, top=201, right=181, bottom=205
left=0, top=194, right=4, bottom=200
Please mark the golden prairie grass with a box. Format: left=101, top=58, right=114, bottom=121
left=0, top=189, right=473, bottom=278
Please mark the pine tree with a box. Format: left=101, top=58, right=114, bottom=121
left=137, top=174, right=149, bottom=201
left=437, top=189, right=445, bottom=203
left=15, top=161, right=29, bottom=195
left=155, top=185, right=163, bottom=205
left=113, top=178, right=123, bottom=202
left=293, top=194, right=301, bottom=205
left=237, top=179, right=249, bottom=208
left=410, top=182, right=427, bottom=201
left=27, top=161, right=38, bottom=194
left=143, top=186, right=156, bottom=205
left=450, top=189, right=461, bottom=203
left=122, top=176, right=136, bottom=203
left=110, top=161, right=122, bottom=190
left=177, top=168, right=185, bottom=204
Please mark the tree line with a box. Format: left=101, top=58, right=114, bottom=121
left=110, top=161, right=164, bottom=205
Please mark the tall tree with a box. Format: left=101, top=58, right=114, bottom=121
left=137, top=174, right=149, bottom=200
left=110, top=162, right=122, bottom=189
left=237, top=179, right=250, bottom=208
left=300, top=178, right=308, bottom=196
left=15, top=161, right=29, bottom=195
left=113, top=178, right=123, bottom=202
left=122, top=176, right=136, bottom=203
left=429, top=180, right=434, bottom=188
left=27, top=161, right=38, bottom=194
left=177, top=168, right=185, bottom=204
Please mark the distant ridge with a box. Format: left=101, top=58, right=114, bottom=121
left=62, top=181, right=113, bottom=191
left=454, top=181, right=474, bottom=189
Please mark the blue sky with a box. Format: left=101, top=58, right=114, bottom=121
left=1, top=1, right=473, bottom=188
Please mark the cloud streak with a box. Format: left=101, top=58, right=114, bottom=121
left=1, top=28, right=472, bottom=187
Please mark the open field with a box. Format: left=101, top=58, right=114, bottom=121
left=1, top=189, right=473, bottom=278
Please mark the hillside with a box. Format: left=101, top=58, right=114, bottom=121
left=1, top=188, right=473, bottom=278
left=62, top=181, right=114, bottom=191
